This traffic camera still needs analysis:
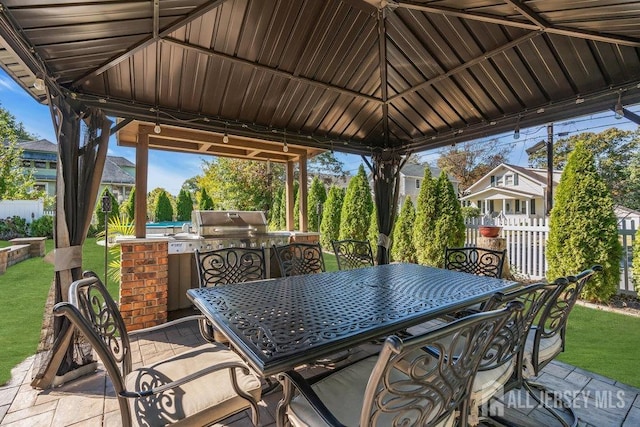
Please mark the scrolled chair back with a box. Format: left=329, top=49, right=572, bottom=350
left=194, top=247, right=266, bottom=287
left=445, top=246, right=506, bottom=278
left=331, top=239, right=374, bottom=270
left=359, top=302, right=521, bottom=426
left=273, top=242, right=325, bottom=277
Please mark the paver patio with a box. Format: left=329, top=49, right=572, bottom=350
left=1, top=318, right=638, bottom=426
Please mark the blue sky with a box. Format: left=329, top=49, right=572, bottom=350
left=1, top=68, right=638, bottom=195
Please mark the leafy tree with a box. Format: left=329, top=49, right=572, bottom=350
left=294, top=184, right=300, bottom=230
left=308, top=152, right=347, bottom=184
left=368, top=204, right=378, bottom=260
left=528, top=128, right=640, bottom=208
left=307, top=176, right=326, bottom=232
left=181, top=177, right=200, bottom=194
left=198, top=157, right=283, bottom=212
left=95, top=187, right=120, bottom=231
left=176, top=188, right=193, bottom=221
left=197, top=188, right=214, bottom=210
left=413, top=167, right=439, bottom=265
left=278, top=186, right=287, bottom=229
left=437, top=143, right=510, bottom=192
left=154, top=190, right=174, bottom=222
left=546, top=141, right=621, bottom=302
left=391, top=197, right=416, bottom=263
left=320, top=186, right=344, bottom=250
left=123, top=188, right=135, bottom=221
left=0, top=105, right=40, bottom=200
left=339, top=165, right=373, bottom=240
left=431, top=172, right=466, bottom=267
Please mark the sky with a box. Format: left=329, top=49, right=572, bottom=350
left=1, top=68, right=638, bottom=195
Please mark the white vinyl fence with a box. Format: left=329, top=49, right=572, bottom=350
left=465, top=217, right=636, bottom=295
left=0, top=199, right=44, bottom=223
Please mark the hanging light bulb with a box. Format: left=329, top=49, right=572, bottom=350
left=614, top=92, right=624, bottom=119
left=513, top=116, right=520, bottom=140
left=154, top=123, right=161, bottom=134
left=222, top=122, right=229, bottom=143
left=33, top=77, right=45, bottom=91
left=283, top=131, right=289, bottom=152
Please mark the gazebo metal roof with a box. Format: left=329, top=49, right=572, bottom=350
left=1, top=0, right=640, bottom=156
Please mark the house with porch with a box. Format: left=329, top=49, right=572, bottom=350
left=461, top=163, right=561, bottom=219
left=18, top=139, right=136, bottom=203
left=396, top=163, right=459, bottom=207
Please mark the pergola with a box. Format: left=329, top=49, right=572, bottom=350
left=1, top=0, right=640, bottom=383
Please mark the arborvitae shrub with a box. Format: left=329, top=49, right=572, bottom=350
left=547, top=140, right=621, bottom=302
left=413, top=168, right=439, bottom=265
left=154, top=190, right=174, bottom=222
left=123, top=188, right=135, bottom=221
left=308, top=176, right=327, bottom=232
left=339, top=165, right=373, bottom=240
left=176, top=189, right=193, bottom=221
left=320, top=186, right=344, bottom=250
left=198, top=188, right=214, bottom=210
left=392, top=197, right=417, bottom=263
left=430, top=172, right=466, bottom=267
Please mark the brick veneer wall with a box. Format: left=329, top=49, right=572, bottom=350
left=119, top=239, right=169, bottom=331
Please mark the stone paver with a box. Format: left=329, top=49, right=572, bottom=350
left=1, top=319, right=638, bottom=427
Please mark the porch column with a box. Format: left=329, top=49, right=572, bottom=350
left=526, top=198, right=530, bottom=216
left=502, top=199, right=506, bottom=214
left=298, top=154, right=308, bottom=232
left=135, top=131, right=149, bottom=238
left=285, top=160, right=294, bottom=231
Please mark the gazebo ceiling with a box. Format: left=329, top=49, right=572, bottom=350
left=1, top=0, right=640, bottom=156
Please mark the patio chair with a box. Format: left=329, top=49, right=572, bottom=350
left=445, top=246, right=506, bottom=278
left=516, top=265, right=602, bottom=426
left=273, top=242, right=325, bottom=277
left=278, top=303, right=519, bottom=427
left=52, top=271, right=261, bottom=427
left=331, top=239, right=374, bottom=270
left=194, top=247, right=267, bottom=343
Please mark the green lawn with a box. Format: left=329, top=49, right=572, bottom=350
left=1, top=242, right=639, bottom=389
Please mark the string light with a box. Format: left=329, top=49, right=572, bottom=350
left=283, top=130, right=289, bottom=152
left=513, top=116, right=521, bottom=140
left=223, top=122, right=229, bottom=143
left=154, top=108, right=161, bottom=134
left=614, top=92, right=624, bottom=119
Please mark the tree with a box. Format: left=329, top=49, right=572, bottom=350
left=431, top=172, right=466, bottom=267
left=269, top=187, right=284, bottom=230
left=95, top=187, right=120, bottom=231
left=154, top=190, right=174, bottom=222
left=198, top=157, right=283, bottom=212
left=307, top=177, right=327, bottom=232
left=147, top=187, right=174, bottom=221
left=308, top=152, right=347, bottom=184
left=391, top=197, right=416, bottom=263
left=339, top=165, right=373, bottom=240
left=437, top=143, right=510, bottom=192
left=0, top=105, right=40, bottom=200
left=123, top=188, right=135, bottom=221
left=176, top=189, right=193, bottom=221
left=197, top=188, right=214, bottom=210
left=320, top=186, right=344, bottom=250
left=528, top=128, right=640, bottom=208
left=413, top=167, right=439, bottom=265
left=546, top=140, right=621, bottom=302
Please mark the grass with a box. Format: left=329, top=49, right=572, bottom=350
left=0, top=238, right=117, bottom=385
left=558, top=304, right=640, bottom=388
left=1, top=241, right=639, bottom=390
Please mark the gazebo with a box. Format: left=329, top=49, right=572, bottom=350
left=1, top=0, right=640, bottom=385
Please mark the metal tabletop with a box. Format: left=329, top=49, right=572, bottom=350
left=187, top=263, right=518, bottom=377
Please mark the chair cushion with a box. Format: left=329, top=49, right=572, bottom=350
left=472, top=359, right=515, bottom=406
left=125, top=344, right=261, bottom=427
left=287, top=356, right=455, bottom=427
left=522, top=328, right=563, bottom=378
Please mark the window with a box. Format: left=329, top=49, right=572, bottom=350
left=514, top=173, right=519, bottom=185
left=34, top=161, right=46, bottom=169
left=490, top=175, right=496, bottom=187
left=478, top=200, right=483, bottom=213
left=22, top=160, right=32, bottom=167
left=48, top=161, right=57, bottom=169
left=489, top=200, right=495, bottom=213
left=505, top=174, right=513, bottom=186
left=505, top=202, right=511, bottom=212
left=530, top=199, right=536, bottom=215
left=34, top=184, right=46, bottom=192
left=416, top=179, right=420, bottom=189
left=515, top=199, right=520, bottom=213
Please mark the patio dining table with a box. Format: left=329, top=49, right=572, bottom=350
left=186, top=263, right=519, bottom=378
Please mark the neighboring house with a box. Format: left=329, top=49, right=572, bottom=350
left=18, top=139, right=136, bottom=203
left=397, top=163, right=459, bottom=207
left=461, top=163, right=561, bottom=219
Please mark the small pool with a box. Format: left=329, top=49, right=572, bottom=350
left=146, top=221, right=190, bottom=228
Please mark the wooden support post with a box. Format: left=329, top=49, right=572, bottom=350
left=298, top=154, right=308, bottom=232
left=135, top=131, right=149, bottom=238
left=285, top=161, right=294, bottom=231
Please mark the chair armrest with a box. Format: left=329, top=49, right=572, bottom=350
left=127, top=314, right=206, bottom=336
left=279, top=370, right=347, bottom=427
left=119, top=360, right=253, bottom=399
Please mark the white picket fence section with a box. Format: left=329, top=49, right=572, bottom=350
left=465, top=217, right=637, bottom=295
left=0, top=199, right=44, bottom=223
